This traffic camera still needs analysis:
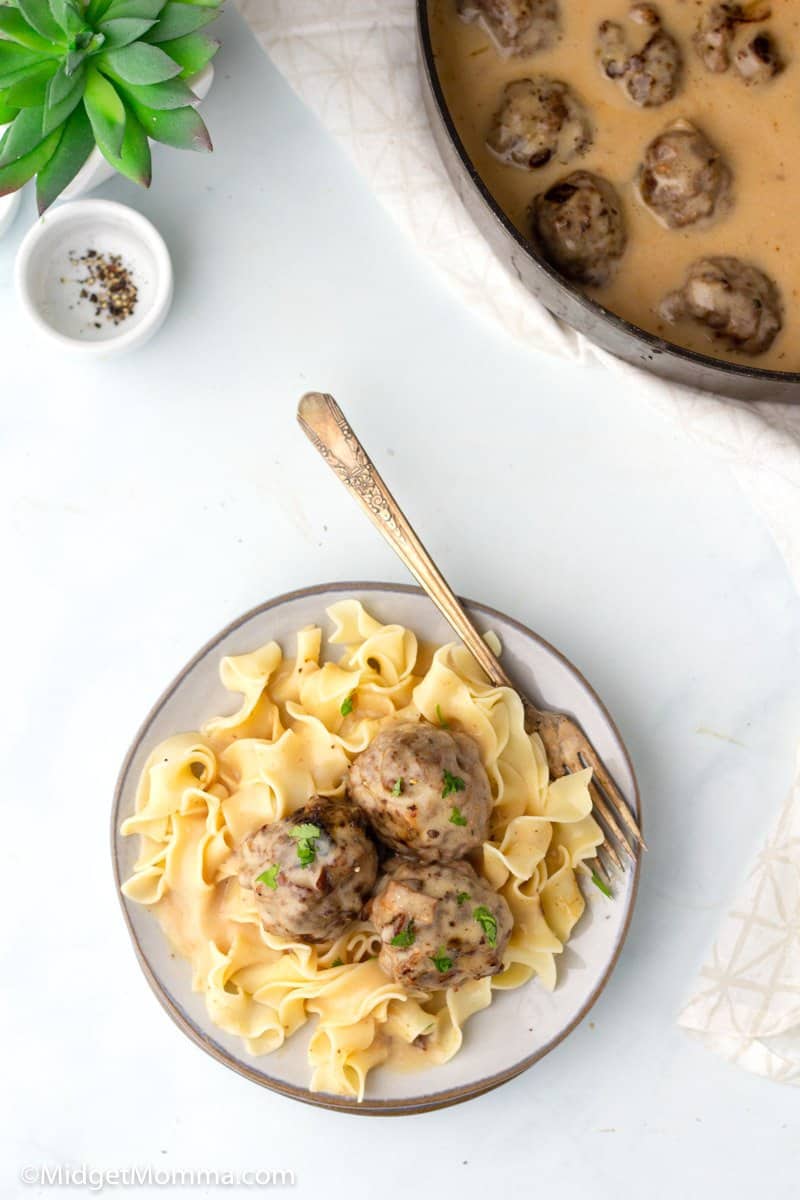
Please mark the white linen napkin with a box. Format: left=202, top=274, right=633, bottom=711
left=236, top=0, right=800, bottom=1084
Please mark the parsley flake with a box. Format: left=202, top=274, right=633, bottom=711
left=289, top=822, right=322, bottom=867
left=473, top=905, right=498, bottom=947
left=441, top=770, right=466, bottom=799
left=431, top=947, right=453, bottom=974
left=449, top=805, right=468, bottom=826
left=391, top=778, right=405, bottom=797
left=436, top=704, right=450, bottom=729
left=391, top=919, right=416, bottom=948
left=591, top=871, right=613, bottom=899
left=332, top=957, right=344, bottom=968
left=255, top=865, right=279, bottom=890
left=456, top=891, right=471, bottom=906
left=340, top=692, right=354, bottom=717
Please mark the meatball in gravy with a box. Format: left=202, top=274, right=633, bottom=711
left=597, top=5, right=682, bottom=107
left=488, top=77, right=592, bottom=170
left=348, top=721, right=492, bottom=862
left=457, top=0, right=560, bottom=57
left=238, top=797, right=378, bottom=943
left=660, top=256, right=782, bottom=355
left=637, top=120, right=731, bottom=229
left=370, top=859, right=513, bottom=991
left=694, top=3, right=782, bottom=83
left=532, top=170, right=626, bottom=286
left=734, top=31, right=782, bottom=84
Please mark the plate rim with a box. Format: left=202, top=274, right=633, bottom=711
left=111, top=580, right=642, bottom=1116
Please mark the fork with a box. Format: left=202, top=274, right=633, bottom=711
left=297, top=392, right=644, bottom=879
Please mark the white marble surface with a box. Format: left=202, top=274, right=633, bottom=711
left=2, top=9, right=799, bottom=1198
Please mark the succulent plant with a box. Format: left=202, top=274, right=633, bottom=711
left=0, top=0, right=220, bottom=211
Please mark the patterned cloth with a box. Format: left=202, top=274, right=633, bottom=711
left=237, top=0, right=800, bottom=1083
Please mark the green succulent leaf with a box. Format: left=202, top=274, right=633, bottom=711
left=100, top=40, right=181, bottom=83
left=64, top=45, right=89, bottom=74
left=36, top=100, right=93, bottom=210
left=115, top=75, right=194, bottom=108
left=128, top=94, right=209, bottom=148
left=146, top=2, right=217, bottom=43
left=102, top=0, right=172, bottom=20
left=85, top=0, right=115, bottom=22
left=0, top=97, right=20, bottom=124
left=0, top=43, right=55, bottom=89
left=0, top=105, right=46, bottom=166
left=96, top=95, right=150, bottom=186
left=97, top=16, right=157, bottom=48
left=0, top=124, right=58, bottom=195
left=47, top=56, right=79, bottom=104
left=159, top=31, right=217, bottom=78
left=48, top=0, right=88, bottom=37
left=4, top=59, right=58, bottom=106
left=83, top=64, right=125, bottom=155
left=0, top=5, right=55, bottom=53
left=42, top=60, right=83, bottom=133
left=17, top=0, right=67, bottom=44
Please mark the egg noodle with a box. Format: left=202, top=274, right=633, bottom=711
left=121, top=600, right=603, bottom=1099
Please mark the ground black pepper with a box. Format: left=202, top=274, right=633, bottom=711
left=67, top=248, right=139, bottom=325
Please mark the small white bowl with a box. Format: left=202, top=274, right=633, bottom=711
left=15, top=198, right=173, bottom=356
left=0, top=190, right=21, bottom=239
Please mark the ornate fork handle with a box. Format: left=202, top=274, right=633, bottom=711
left=298, top=391, right=643, bottom=868
left=297, top=392, right=517, bottom=692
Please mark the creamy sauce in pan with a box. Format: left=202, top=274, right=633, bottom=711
left=429, top=0, right=800, bottom=371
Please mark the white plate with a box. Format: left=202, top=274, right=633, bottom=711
left=112, top=582, right=641, bottom=1115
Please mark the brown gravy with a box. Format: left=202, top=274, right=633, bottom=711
left=429, top=0, right=800, bottom=372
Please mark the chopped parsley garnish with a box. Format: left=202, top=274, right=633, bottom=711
left=391, top=919, right=416, bottom=948
left=431, top=947, right=453, bottom=974
left=449, top=806, right=468, bottom=826
left=436, top=704, right=449, bottom=729
left=456, top=891, right=471, bottom=906
left=591, top=871, right=613, bottom=899
left=441, top=770, right=466, bottom=799
left=473, top=905, right=498, bottom=947
left=340, top=692, right=354, bottom=717
left=289, top=822, right=322, bottom=867
left=391, top=778, right=405, bottom=797
left=332, top=957, right=344, bottom=968
left=255, top=865, right=279, bottom=890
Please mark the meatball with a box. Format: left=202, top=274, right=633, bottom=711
left=532, top=170, right=627, bottom=286
left=659, top=256, right=782, bottom=355
left=734, top=32, right=783, bottom=84
left=487, top=77, right=592, bottom=170
left=457, top=0, right=560, bottom=57
left=348, top=721, right=492, bottom=863
left=694, top=3, right=779, bottom=81
left=370, top=859, right=513, bottom=991
left=637, top=120, right=731, bottom=229
left=597, top=6, right=682, bottom=107
left=238, top=796, right=378, bottom=943
left=694, top=3, right=738, bottom=73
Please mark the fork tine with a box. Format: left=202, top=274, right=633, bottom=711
left=598, top=845, right=618, bottom=879
left=596, top=829, right=623, bottom=871
left=589, top=778, right=637, bottom=863
left=580, top=749, right=647, bottom=852
left=563, top=761, right=623, bottom=869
